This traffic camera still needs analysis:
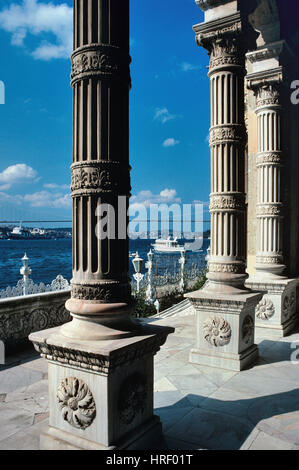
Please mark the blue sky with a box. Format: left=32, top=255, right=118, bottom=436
left=0, top=0, right=210, bottom=223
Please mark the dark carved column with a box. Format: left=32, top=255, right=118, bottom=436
left=63, top=0, right=133, bottom=340
left=29, top=0, right=174, bottom=450
left=194, top=14, right=256, bottom=294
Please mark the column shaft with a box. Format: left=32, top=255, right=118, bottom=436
left=254, top=84, right=285, bottom=277
left=194, top=15, right=253, bottom=293
left=64, top=0, right=133, bottom=340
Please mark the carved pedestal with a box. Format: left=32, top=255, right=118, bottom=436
left=30, top=324, right=173, bottom=450
left=186, top=291, right=262, bottom=371
left=246, top=278, right=298, bottom=338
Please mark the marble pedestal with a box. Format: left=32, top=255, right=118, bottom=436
left=185, top=290, right=262, bottom=371
left=29, top=324, right=173, bottom=450
left=246, top=278, right=298, bottom=338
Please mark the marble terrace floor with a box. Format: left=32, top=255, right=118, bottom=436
left=0, top=315, right=299, bottom=450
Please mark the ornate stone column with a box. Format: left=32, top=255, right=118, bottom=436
left=186, top=1, right=262, bottom=371
left=29, top=0, right=173, bottom=450
left=62, top=0, right=133, bottom=340
left=251, top=78, right=285, bottom=277
left=246, top=41, right=298, bottom=337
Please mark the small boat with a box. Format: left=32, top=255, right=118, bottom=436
left=10, top=223, right=33, bottom=239
left=152, top=236, right=185, bottom=253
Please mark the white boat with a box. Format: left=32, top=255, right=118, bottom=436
left=10, top=224, right=32, bottom=239
left=152, top=237, right=185, bottom=253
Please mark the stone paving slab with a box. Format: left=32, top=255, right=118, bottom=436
left=0, top=314, right=299, bottom=450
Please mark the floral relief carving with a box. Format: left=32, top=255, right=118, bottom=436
left=71, top=50, right=119, bottom=83
left=283, top=295, right=291, bottom=318
left=256, top=153, right=282, bottom=165
left=71, top=282, right=131, bottom=303
left=242, top=316, right=254, bottom=344
left=256, top=204, right=283, bottom=217
left=209, top=262, right=245, bottom=274
left=203, top=316, right=232, bottom=347
left=256, top=297, right=275, bottom=320
left=210, top=194, right=245, bottom=212
left=0, top=300, right=71, bottom=346
left=283, top=292, right=295, bottom=319
left=209, top=126, right=245, bottom=146
left=71, top=166, right=115, bottom=193
left=57, top=377, right=96, bottom=430
left=118, top=373, right=148, bottom=425
left=256, top=255, right=283, bottom=265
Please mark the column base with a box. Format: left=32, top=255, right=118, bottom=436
left=185, top=290, right=262, bottom=372
left=190, top=343, right=259, bottom=372
left=40, top=416, right=164, bottom=450
left=29, top=323, right=174, bottom=451
left=246, top=277, right=298, bottom=338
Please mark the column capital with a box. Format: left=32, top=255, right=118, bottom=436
left=247, top=67, right=283, bottom=92
left=194, top=12, right=258, bottom=73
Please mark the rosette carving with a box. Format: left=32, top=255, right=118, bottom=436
left=203, top=316, right=231, bottom=347
left=255, top=297, right=275, bottom=320
left=242, top=316, right=254, bottom=344
left=57, top=377, right=96, bottom=430
left=118, top=373, right=148, bottom=425
left=283, top=293, right=295, bottom=319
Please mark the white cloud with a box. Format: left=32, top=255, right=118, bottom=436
left=163, top=138, right=180, bottom=148
left=23, top=190, right=72, bottom=208
left=180, top=62, right=201, bottom=72
left=44, top=183, right=69, bottom=190
left=0, top=164, right=37, bottom=189
left=0, top=0, right=73, bottom=60
left=130, top=188, right=181, bottom=212
left=0, top=191, right=23, bottom=205
left=154, top=108, right=179, bottom=124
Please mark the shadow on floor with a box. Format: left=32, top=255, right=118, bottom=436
left=157, top=388, right=299, bottom=450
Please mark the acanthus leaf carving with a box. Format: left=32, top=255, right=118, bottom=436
left=256, top=84, right=280, bottom=108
